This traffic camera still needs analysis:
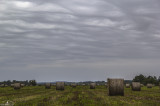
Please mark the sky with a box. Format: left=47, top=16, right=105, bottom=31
left=0, top=0, right=160, bottom=82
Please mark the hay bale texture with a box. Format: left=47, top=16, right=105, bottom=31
left=132, top=82, right=141, bottom=91
left=108, top=78, right=124, bottom=96
left=45, top=83, right=51, bottom=89
left=71, top=83, right=77, bottom=88
left=147, top=84, right=152, bottom=88
left=126, top=84, right=130, bottom=88
left=90, top=83, right=96, bottom=89
left=56, top=82, right=64, bottom=90
left=14, top=83, right=21, bottom=90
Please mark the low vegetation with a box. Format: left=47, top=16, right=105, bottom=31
left=0, top=85, right=160, bottom=105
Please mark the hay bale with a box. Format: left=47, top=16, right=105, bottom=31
left=71, top=83, right=77, bottom=88
left=45, top=83, right=51, bottom=89
left=52, top=84, right=56, bottom=86
left=56, top=82, right=64, bottom=90
left=11, top=84, right=14, bottom=87
left=105, top=83, right=108, bottom=88
left=90, top=83, right=96, bottom=89
left=140, top=84, right=144, bottom=87
left=108, top=78, right=124, bottom=96
left=14, top=83, right=21, bottom=90
left=147, top=84, right=152, bottom=88
left=132, top=82, right=141, bottom=91
left=126, top=84, right=130, bottom=88
left=21, top=84, right=25, bottom=87
left=0, top=84, right=5, bottom=87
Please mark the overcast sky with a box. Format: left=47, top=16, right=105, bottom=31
left=0, top=0, right=160, bottom=82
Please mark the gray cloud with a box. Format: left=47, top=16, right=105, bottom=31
left=0, top=0, right=160, bottom=81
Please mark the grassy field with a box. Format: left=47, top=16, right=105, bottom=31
left=0, top=86, right=160, bottom=106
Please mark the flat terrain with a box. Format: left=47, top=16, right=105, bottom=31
left=0, top=86, right=160, bottom=106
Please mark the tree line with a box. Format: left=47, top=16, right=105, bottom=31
left=0, top=74, right=160, bottom=86
left=133, top=74, right=160, bottom=85
left=0, top=80, right=37, bottom=86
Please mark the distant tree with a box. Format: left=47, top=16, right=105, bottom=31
left=145, top=76, right=158, bottom=85
left=158, top=76, right=160, bottom=82
left=25, top=80, right=29, bottom=85
left=6, top=80, right=11, bottom=86
left=133, top=74, right=146, bottom=84
left=29, top=80, right=37, bottom=86
left=13, top=80, right=16, bottom=83
left=133, top=74, right=159, bottom=85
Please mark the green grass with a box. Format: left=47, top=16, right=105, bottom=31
left=0, top=86, right=160, bottom=106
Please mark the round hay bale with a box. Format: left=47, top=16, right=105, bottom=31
left=90, top=83, right=96, bottom=89
left=132, top=82, right=141, bottom=91
left=14, top=83, right=21, bottom=90
left=126, top=84, right=130, bottom=88
left=71, top=83, right=77, bottom=88
left=21, top=84, right=25, bottom=87
left=140, top=84, right=144, bottom=87
left=147, top=84, right=152, bottom=88
left=105, top=83, right=108, bottom=88
left=108, top=78, right=124, bottom=96
left=51, top=84, right=56, bottom=86
left=56, top=82, right=64, bottom=90
left=45, top=83, right=51, bottom=89
left=11, top=84, right=14, bottom=87
left=0, top=84, right=5, bottom=87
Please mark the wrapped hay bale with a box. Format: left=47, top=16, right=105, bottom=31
left=108, top=78, right=124, bottom=96
left=90, top=83, right=96, bottom=89
left=126, top=84, right=130, bottom=88
left=147, top=84, right=152, bottom=88
left=45, top=83, right=51, bottom=89
left=132, top=82, right=141, bottom=91
left=71, top=83, right=77, bottom=88
left=14, top=83, right=21, bottom=90
left=56, top=82, right=65, bottom=90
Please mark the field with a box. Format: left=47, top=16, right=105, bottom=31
left=0, top=86, right=160, bottom=106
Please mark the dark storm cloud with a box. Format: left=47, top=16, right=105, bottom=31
left=0, top=0, right=160, bottom=81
